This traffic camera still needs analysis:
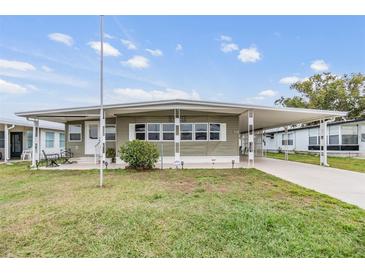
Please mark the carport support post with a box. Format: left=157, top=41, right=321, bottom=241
left=247, top=110, right=254, bottom=168
left=174, top=108, right=181, bottom=167
left=31, top=119, right=39, bottom=167
left=320, top=119, right=329, bottom=166
left=4, top=124, right=9, bottom=163
left=284, top=126, right=288, bottom=161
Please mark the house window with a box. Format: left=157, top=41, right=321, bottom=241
left=341, top=125, right=358, bottom=145
left=26, top=130, right=33, bottom=149
left=135, top=124, right=146, bottom=140
left=328, top=125, right=339, bottom=145
left=46, top=132, right=55, bottom=148
left=181, top=123, right=193, bottom=141
left=69, top=124, right=82, bottom=141
left=209, top=123, right=220, bottom=140
left=0, top=131, right=4, bottom=148
left=194, top=123, right=207, bottom=141
left=282, top=133, right=293, bottom=146
left=147, top=123, right=160, bottom=141
left=309, top=128, right=319, bottom=145
left=106, top=125, right=116, bottom=141
left=59, top=133, right=65, bottom=148
left=162, top=123, right=174, bottom=141
left=361, top=126, right=365, bottom=142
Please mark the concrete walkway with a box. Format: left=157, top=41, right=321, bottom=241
left=254, top=157, right=365, bottom=209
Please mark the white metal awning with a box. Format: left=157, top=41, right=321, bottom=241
left=15, top=99, right=347, bottom=131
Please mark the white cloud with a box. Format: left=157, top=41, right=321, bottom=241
left=220, top=35, right=232, bottom=42
left=48, top=33, right=74, bottom=46
left=0, top=78, right=28, bottom=94
left=121, top=39, right=137, bottom=50
left=0, top=59, right=36, bottom=71
left=238, top=46, right=262, bottom=63
left=41, top=65, right=53, bottom=72
left=112, top=87, right=200, bottom=101
left=279, top=76, right=302, bottom=85
left=88, top=41, right=121, bottom=57
left=121, top=56, right=150, bottom=69
left=146, top=48, right=163, bottom=57
left=25, top=84, right=38, bottom=91
left=258, top=89, right=277, bottom=97
left=221, top=43, right=239, bottom=53
left=175, top=44, right=183, bottom=52
left=104, top=33, right=115, bottom=39
left=0, top=68, right=88, bottom=88
left=310, top=59, right=329, bottom=72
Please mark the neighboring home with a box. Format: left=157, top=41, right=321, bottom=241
left=264, top=118, right=365, bottom=156
left=16, top=99, right=346, bottom=167
left=0, top=118, right=65, bottom=162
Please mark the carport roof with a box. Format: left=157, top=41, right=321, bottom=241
left=15, top=99, right=347, bottom=132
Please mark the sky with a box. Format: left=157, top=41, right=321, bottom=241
left=0, top=16, right=364, bottom=119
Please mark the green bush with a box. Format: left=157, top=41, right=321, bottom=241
left=106, top=148, right=116, bottom=158
left=119, top=140, right=159, bottom=169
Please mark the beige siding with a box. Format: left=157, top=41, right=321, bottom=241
left=65, top=112, right=239, bottom=158
left=65, top=121, right=85, bottom=157
left=116, top=112, right=239, bottom=157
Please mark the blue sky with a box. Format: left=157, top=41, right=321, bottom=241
left=0, top=16, right=364, bottom=119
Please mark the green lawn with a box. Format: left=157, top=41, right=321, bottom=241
left=266, top=152, right=365, bottom=173
left=1, top=162, right=364, bottom=258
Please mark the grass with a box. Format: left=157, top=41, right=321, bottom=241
left=266, top=152, right=365, bottom=173
left=0, top=162, right=364, bottom=258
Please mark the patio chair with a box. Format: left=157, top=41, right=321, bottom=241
left=42, top=150, right=60, bottom=167
left=21, top=149, right=32, bottom=160
left=60, top=148, right=74, bottom=164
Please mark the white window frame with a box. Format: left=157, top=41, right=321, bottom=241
left=161, top=123, right=175, bottom=142
left=180, top=123, right=193, bottom=142
left=59, top=132, right=65, bottom=148
left=308, top=127, right=319, bottom=145
left=194, top=123, right=208, bottom=141
left=105, top=124, right=116, bottom=142
left=147, top=123, right=161, bottom=142
left=68, top=124, right=82, bottom=142
left=45, top=131, right=55, bottom=148
left=135, top=123, right=147, bottom=141
left=328, top=125, right=340, bottom=145
left=26, top=130, right=33, bottom=149
left=341, top=125, right=358, bottom=145
left=0, top=131, right=4, bottom=149
left=209, top=123, right=221, bottom=141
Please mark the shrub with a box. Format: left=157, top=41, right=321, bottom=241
left=119, top=140, right=159, bottom=169
left=106, top=148, right=116, bottom=158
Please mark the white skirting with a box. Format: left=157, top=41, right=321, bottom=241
left=116, top=155, right=240, bottom=164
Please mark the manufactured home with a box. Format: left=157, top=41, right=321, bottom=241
left=16, top=99, right=346, bottom=167
left=0, top=118, right=65, bottom=162
left=264, top=118, right=365, bottom=157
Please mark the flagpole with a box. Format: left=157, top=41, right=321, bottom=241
left=99, top=15, right=104, bottom=188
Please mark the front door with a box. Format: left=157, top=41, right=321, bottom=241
left=85, top=121, right=99, bottom=155
left=10, top=132, right=23, bottom=158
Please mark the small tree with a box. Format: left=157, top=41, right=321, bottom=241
left=119, top=140, right=159, bottom=169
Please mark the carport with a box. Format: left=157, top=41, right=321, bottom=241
left=16, top=99, right=346, bottom=168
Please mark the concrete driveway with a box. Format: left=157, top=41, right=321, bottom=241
left=254, top=157, right=365, bottom=209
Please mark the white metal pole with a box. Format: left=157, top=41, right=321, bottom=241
left=248, top=110, right=255, bottom=167
left=284, top=126, right=288, bottom=160
left=99, top=15, right=105, bottom=188
left=4, top=124, right=9, bottom=163
left=31, top=121, right=36, bottom=167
